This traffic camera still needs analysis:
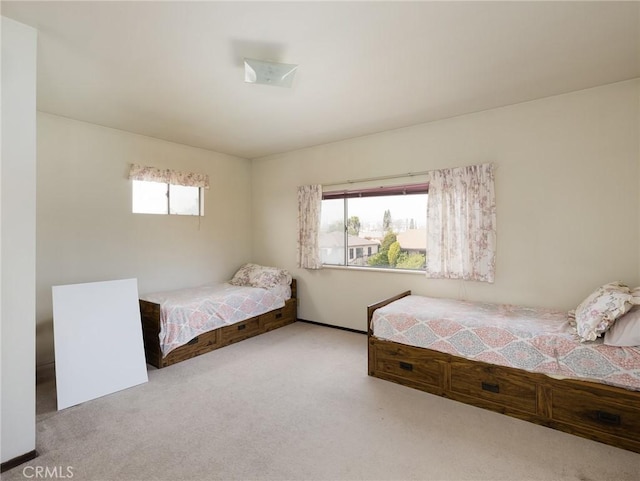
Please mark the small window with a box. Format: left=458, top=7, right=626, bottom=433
left=132, top=180, right=203, bottom=216
left=320, top=183, right=427, bottom=270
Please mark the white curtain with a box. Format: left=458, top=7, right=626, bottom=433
left=426, top=163, right=496, bottom=282
left=297, top=185, right=323, bottom=270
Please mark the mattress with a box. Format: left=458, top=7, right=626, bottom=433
left=141, top=283, right=291, bottom=356
left=371, top=295, right=640, bottom=391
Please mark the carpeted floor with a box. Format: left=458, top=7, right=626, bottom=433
left=4, top=322, right=640, bottom=481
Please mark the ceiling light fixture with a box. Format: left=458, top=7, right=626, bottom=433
left=244, top=58, right=298, bottom=88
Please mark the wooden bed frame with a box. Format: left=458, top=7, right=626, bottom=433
left=367, top=290, right=640, bottom=454
left=139, top=279, right=297, bottom=368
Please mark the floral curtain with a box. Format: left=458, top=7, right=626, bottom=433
left=297, top=185, right=323, bottom=270
left=128, top=164, right=210, bottom=189
left=426, top=163, right=496, bottom=282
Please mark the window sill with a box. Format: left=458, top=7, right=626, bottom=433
left=321, top=265, right=425, bottom=275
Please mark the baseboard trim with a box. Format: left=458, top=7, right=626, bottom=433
left=1, top=450, right=38, bottom=473
left=297, top=318, right=366, bottom=335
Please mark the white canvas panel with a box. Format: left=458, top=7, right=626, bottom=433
left=52, top=278, right=148, bottom=410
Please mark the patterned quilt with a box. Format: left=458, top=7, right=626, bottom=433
left=371, top=295, right=640, bottom=391
left=141, top=283, right=290, bottom=356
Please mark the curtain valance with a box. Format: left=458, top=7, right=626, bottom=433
left=128, top=164, right=210, bottom=189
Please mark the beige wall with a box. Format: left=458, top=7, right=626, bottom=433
left=1, top=17, right=37, bottom=463
left=251, top=80, right=640, bottom=332
left=36, top=113, right=253, bottom=366
left=34, top=80, right=640, bottom=361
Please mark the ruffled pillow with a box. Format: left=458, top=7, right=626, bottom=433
left=229, top=263, right=253, bottom=286
left=574, top=281, right=633, bottom=342
left=229, top=263, right=291, bottom=289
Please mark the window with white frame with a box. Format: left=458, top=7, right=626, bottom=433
left=129, top=164, right=208, bottom=216
left=132, top=181, right=203, bottom=216
left=320, top=183, right=428, bottom=270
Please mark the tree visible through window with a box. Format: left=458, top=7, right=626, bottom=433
left=320, top=183, right=427, bottom=270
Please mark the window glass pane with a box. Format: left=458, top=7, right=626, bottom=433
left=349, top=194, right=427, bottom=270
left=356, top=194, right=427, bottom=269
left=132, top=180, right=168, bottom=214
left=319, top=198, right=345, bottom=265
left=169, top=184, right=200, bottom=216
left=320, top=193, right=427, bottom=270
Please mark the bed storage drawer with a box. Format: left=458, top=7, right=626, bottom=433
left=261, top=300, right=296, bottom=332
left=162, top=328, right=221, bottom=367
left=551, top=384, right=640, bottom=439
left=373, top=341, right=443, bottom=389
left=220, top=317, right=261, bottom=344
left=450, top=362, right=538, bottom=414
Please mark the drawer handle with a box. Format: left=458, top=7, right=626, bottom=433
left=275, top=313, right=283, bottom=319
left=596, top=410, right=621, bottom=426
left=237, top=324, right=246, bottom=331
left=399, top=361, right=413, bottom=372
left=481, top=382, right=500, bottom=394
left=187, top=336, right=199, bottom=345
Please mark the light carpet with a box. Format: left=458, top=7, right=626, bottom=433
left=4, top=322, right=640, bottom=481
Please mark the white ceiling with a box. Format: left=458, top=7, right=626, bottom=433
left=2, top=1, right=639, bottom=159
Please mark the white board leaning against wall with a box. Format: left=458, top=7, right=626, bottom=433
left=52, top=278, right=148, bottom=410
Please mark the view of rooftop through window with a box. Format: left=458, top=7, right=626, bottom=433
left=320, top=191, right=428, bottom=270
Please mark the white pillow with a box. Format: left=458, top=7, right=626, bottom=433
left=604, top=306, right=640, bottom=347
left=574, top=281, right=633, bottom=342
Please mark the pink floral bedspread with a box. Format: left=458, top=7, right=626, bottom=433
left=142, top=283, right=290, bottom=357
left=371, top=295, right=640, bottom=391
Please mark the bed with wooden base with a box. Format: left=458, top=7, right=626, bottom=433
left=367, top=290, right=640, bottom=454
left=140, top=279, right=297, bottom=368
